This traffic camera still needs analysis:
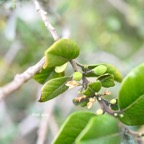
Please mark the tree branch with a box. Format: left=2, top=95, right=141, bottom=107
left=0, top=57, right=45, bottom=100
left=119, top=122, right=144, bottom=144
left=96, top=96, right=116, bottom=116
left=33, top=0, right=59, bottom=41
left=36, top=101, right=56, bottom=144
left=107, top=0, right=129, bottom=16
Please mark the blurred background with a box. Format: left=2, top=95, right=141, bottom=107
left=0, top=0, right=144, bottom=144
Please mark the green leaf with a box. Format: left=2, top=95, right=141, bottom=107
left=73, top=98, right=89, bottom=107
left=39, top=76, right=71, bottom=102
left=83, top=81, right=101, bottom=96
left=80, top=100, right=89, bottom=107
left=33, top=67, right=64, bottom=84
left=53, top=111, right=96, bottom=144
left=44, top=39, right=80, bottom=68
left=85, top=63, right=122, bottom=82
left=76, top=115, right=121, bottom=144
left=55, top=63, right=68, bottom=73
left=33, top=67, right=54, bottom=84
left=93, top=65, right=107, bottom=75
left=104, top=63, right=122, bottom=82
left=73, top=72, right=83, bottom=81
left=97, top=74, right=115, bottom=88
left=118, top=64, right=144, bottom=125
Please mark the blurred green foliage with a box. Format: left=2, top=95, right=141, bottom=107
left=0, top=0, right=144, bottom=144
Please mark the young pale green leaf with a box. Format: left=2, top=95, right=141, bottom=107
left=104, top=63, right=122, bottom=82
left=55, top=63, right=68, bottom=73
left=118, top=64, right=144, bottom=125
left=93, top=65, right=107, bottom=75
left=85, top=63, right=122, bottom=82
left=83, top=81, right=101, bottom=96
left=73, top=71, right=83, bottom=81
left=75, top=115, right=122, bottom=144
left=53, top=111, right=96, bottom=144
left=39, top=76, right=71, bottom=102
left=44, top=39, right=80, bottom=68
left=33, top=67, right=64, bottom=84
left=97, top=74, right=115, bottom=88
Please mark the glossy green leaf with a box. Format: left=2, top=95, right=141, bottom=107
left=39, top=76, right=71, bottom=102
left=33, top=67, right=53, bottom=84
left=93, top=65, right=107, bottom=75
left=97, top=74, right=115, bottom=88
left=53, top=111, right=96, bottom=144
left=85, top=63, right=122, bottom=82
left=33, top=67, right=64, bottom=84
left=83, top=81, right=101, bottom=96
left=104, top=64, right=122, bottom=82
left=44, top=39, right=80, bottom=68
left=118, top=64, right=144, bottom=125
left=55, top=63, right=68, bottom=73
left=76, top=115, right=122, bottom=144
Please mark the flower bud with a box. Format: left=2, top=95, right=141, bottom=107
left=65, top=80, right=80, bottom=88
left=93, top=65, right=107, bottom=75
left=119, top=114, right=124, bottom=118
left=96, top=109, right=104, bottom=115
left=73, top=72, right=83, bottom=81
left=110, top=99, right=117, bottom=105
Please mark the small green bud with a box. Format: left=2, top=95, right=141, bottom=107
left=84, top=65, right=88, bottom=69
left=78, top=90, right=81, bottom=94
left=93, top=65, right=107, bottom=75
left=73, top=72, right=83, bottom=81
left=98, top=97, right=102, bottom=101
left=114, top=113, right=118, bottom=117
left=96, top=109, right=104, bottom=115
left=138, top=133, right=142, bottom=137
left=119, top=114, right=124, bottom=118
left=110, top=99, right=117, bottom=105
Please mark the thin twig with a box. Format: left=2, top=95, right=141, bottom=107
left=32, top=1, right=60, bottom=144
left=97, top=95, right=144, bottom=143
left=69, top=60, right=79, bottom=72
left=119, top=122, right=144, bottom=144
left=37, top=101, right=55, bottom=144
left=33, top=0, right=59, bottom=41
left=96, top=96, right=115, bottom=116
left=107, top=0, right=129, bottom=16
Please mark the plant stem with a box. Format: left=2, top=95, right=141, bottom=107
left=69, top=60, right=79, bottom=72
left=0, top=57, right=45, bottom=100
left=75, top=62, right=85, bottom=68
left=119, top=122, right=144, bottom=144
left=96, top=96, right=115, bottom=116
left=33, top=0, right=59, bottom=41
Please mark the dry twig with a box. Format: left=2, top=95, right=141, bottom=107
left=0, top=57, right=45, bottom=100
left=33, top=0, right=59, bottom=41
